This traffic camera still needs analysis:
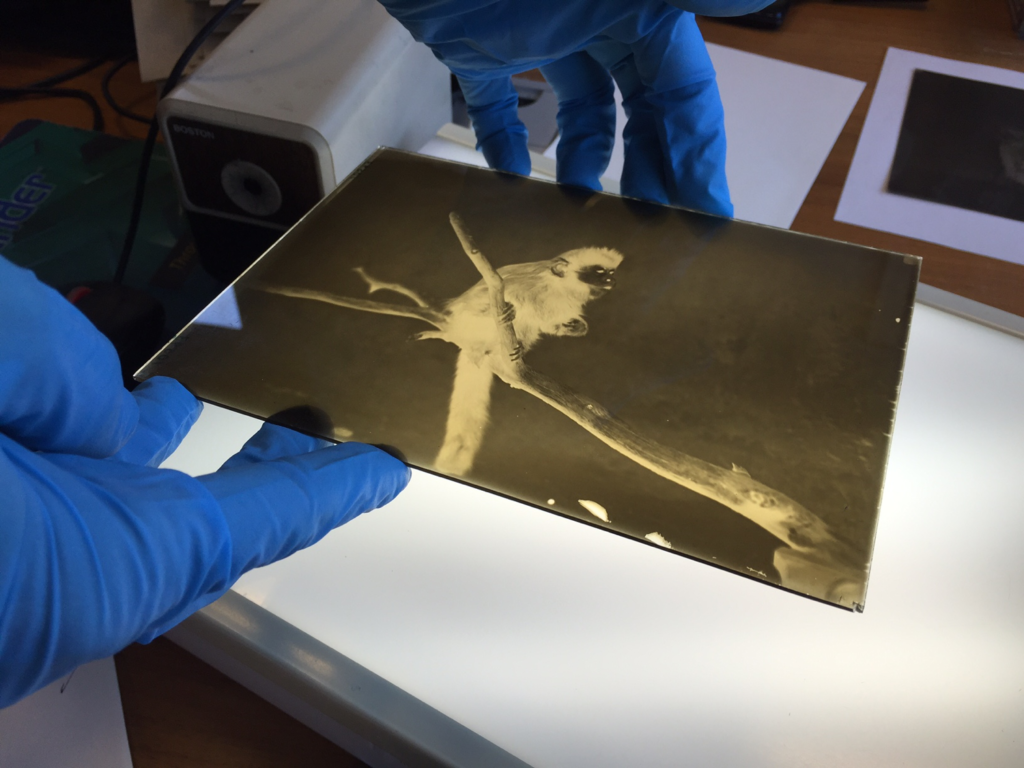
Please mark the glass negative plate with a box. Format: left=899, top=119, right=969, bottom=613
left=139, top=149, right=919, bottom=610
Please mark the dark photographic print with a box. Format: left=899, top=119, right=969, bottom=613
left=1011, top=0, right=1024, bottom=38
left=140, top=150, right=919, bottom=610
left=888, top=69, right=1024, bottom=222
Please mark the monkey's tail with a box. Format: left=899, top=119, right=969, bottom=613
left=434, top=352, right=494, bottom=476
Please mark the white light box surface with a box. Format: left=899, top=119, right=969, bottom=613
left=162, top=303, right=1024, bottom=767
left=836, top=47, right=1024, bottom=266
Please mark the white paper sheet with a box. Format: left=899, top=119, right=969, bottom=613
left=835, top=48, right=1024, bottom=267
left=543, top=43, right=865, bottom=229
left=0, top=657, right=133, bottom=768
left=417, top=136, right=491, bottom=171
left=420, top=123, right=560, bottom=182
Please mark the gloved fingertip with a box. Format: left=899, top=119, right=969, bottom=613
left=478, top=133, right=532, bottom=177
left=109, top=387, right=142, bottom=453
left=310, top=441, right=411, bottom=505
left=367, top=448, right=413, bottom=505
left=371, top=443, right=408, bottom=464
left=133, top=377, right=202, bottom=419
left=221, top=422, right=332, bottom=470
left=267, top=404, right=334, bottom=437
left=110, top=376, right=203, bottom=466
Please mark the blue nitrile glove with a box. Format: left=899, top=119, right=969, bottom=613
left=379, top=0, right=772, bottom=215
left=0, top=257, right=410, bottom=708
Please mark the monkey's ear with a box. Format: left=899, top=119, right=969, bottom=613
left=551, top=258, right=569, bottom=278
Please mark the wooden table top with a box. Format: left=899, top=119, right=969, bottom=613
left=2, top=2, right=1022, bottom=765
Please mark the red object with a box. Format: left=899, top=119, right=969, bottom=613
left=65, top=285, right=94, bottom=304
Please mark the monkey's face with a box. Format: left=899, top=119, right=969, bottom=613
left=551, top=247, right=624, bottom=296
left=576, top=263, right=617, bottom=293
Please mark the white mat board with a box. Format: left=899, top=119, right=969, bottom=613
left=835, top=47, right=1024, bottom=266
left=0, top=657, right=133, bottom=768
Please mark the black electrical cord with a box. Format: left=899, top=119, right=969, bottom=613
left=25, top=57, right=106, bottom=89
left=113, top=0, right=249, bottom=285
left=0, top=57, right=108, bottom=130
left=101, top=55, right=151, bottom=125
left=0, top=86, right=105, bottom=131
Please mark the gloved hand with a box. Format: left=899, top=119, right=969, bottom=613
left=0, top=257, right=410, bottom=708
left=379, top=0, right=772, bottom=215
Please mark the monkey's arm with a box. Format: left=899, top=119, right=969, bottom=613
left=447, top=213, right=865, bottom=609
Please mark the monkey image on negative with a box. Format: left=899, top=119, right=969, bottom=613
left=425, top=247, right=623, bottom=476
left=263, top=238, right=624, bottom=479
left=139, top=149, right=918, bottom=610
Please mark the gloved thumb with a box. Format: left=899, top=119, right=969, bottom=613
left=198, top=432, right=410, bottom=577
left=110, top=377, right=203, bottom=467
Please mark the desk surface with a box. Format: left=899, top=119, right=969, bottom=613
left=2, top=1, right=1023, bottom=765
